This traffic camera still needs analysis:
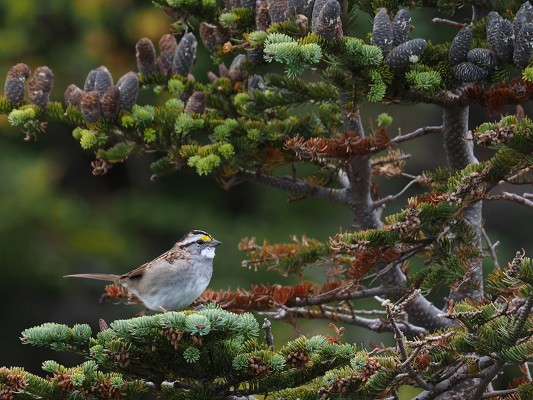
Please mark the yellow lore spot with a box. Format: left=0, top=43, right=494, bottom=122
left=201, top=235, right=211, bottom=242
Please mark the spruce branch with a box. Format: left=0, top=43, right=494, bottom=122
left=238, top=168, right=349, bottom=206
left=431, top=18, right=468, bottom=29
left=372, top=175, right=421, bottom=209
left=390, top=126, right=442, bottom=146
left=487, top=191, right=533, bottom=209
left=260, top=306, right=427, bottom=336
left=384, top=300, right=432, bottom=391
left=480, top=388, right=517, bottom=399
left=481, top=227, right=501, bottom=269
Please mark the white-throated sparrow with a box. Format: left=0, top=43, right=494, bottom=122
left=64, top=230, right=221, bottom=311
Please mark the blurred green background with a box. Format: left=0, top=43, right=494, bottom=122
left=0, top=2, right=531, bottom=397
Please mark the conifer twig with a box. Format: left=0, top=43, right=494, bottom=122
left=391, top=126, right=442, bottom=145
left=261, top=306, right=427, bottom=336
left=481, top=227, right=500, bottom=269
left=292, top=285, right=393, bottom=306
left=372, top=176, right=421, bottom=208
left=480, top=389, right=517, bottom=399
left=238, top=169, right=349, bottom=206
left=490, top=192, right=533, bottom=209
left=431, top=18, right=468, bottom=28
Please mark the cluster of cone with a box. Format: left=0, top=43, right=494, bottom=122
left=64, top=67, right=139, bottom=124
left=4, top=64, right=53, bottom=108
left=369, top=8, right=427, bottom=71
left=450, top=1, right=533, bottom=82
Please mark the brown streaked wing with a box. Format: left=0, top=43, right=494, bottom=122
left=121, top=262, right=150, bottom=280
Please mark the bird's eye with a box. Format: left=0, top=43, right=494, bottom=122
left=196, top=240, right=205, bottom=245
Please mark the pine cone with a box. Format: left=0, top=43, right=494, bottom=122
left=255, top=0, right=271, bottom=31
left=94, top=66, right=113, bottom=96
left=385, top=38, right=426, bottom=70
left=157, top=34, right=178, bottom=76
left=84, top=69, right=97, bottom=92
left=28, top=66, right=53, bottom=108
left=228, top=54, right=247, bottom=81
left=495, top=18, right=513, bottom=63
left=64, top=84, right=84, bottom=108
left=371, top=9, right=393, bottom=55
left=467, top=48, right=497, bottom=70
left=80, top=90, right=101, bottom=123
left=199, top=22, right=229, bottom=54
left=513, top=1, right=533, bottom=35
left=268, top=0, right=288, bottom=23
left=287, top=0, right=312, bottom=18
left=486, top=11, right=501, bottom=52
left=184, top=91, right=206, bottom=114
left=314, top=0, right=341, bottom=40
left=513, top=22, right=533, bottom=68
left=453, top=62, right=488, bottom=82
left=117, top=72, right=139, bottom=111
left=173, top=33, right=197, bottom=76
left=448, top=27, right=472, bottom=65
left=392, top=9, right=411, bottom=46
left=136, top=37, right=157, bottom=76
left=311, top=0, right=328, bottom=34
left=101, top=85, right=120, bottom=121
left=4, top=63, right=30, bottom=105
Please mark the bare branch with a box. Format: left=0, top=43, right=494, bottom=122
left=487, top=191, right=533, bottom=209
left=238, top=169, right=349, bottom=206
left=391, top=126, right=442, bottom=146
left=414, top=357, right=494, bottom=400
left=480, top=389, right=517, bottom=399
left=431, top=18, right=468, bottom=29
left=384, top=301, right=433, bottom=390
left=292, top=285, right=395, bottom=307
left=372, top=176, right=421, bottom=209
left=481, top=227, right=500, bottom=269
left=260, top=306, right=427, bottom=336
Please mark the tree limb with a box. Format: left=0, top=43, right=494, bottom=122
left=391, top=126, right=442, bottom=146
left=238, top=169, right=349, bottom=206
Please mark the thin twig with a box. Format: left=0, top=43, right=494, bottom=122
left=239, top=168, right=349, bottom=206
left=495, top=192, right=533, bottom=209
left=391, top=126, right=442, bottom=145
left=370, top=153, right=412, bottom=167
left=480, top=388, right=517, bottom=399
left=372, top=176, right=421, bottom=209
left=481, top=227, right=500, bottom=269
left=292, top=285, right=394, bottom=307
left=385, top=303, right=433, bottom=390
left=413, top=357, right=494, bottom=400
left=260, top=306, right=427, bottom=336
left=524, top=360, right=533, bottom=381
left=431, top=18, right=468, bottom=28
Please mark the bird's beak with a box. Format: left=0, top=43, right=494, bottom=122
left=209, top=239, right=222, bottom=247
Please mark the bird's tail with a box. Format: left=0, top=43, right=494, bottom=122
left=64, top=273, right=120, bottom=282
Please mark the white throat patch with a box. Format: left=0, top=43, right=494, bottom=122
left=201, top=246, right=216, bottom=259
